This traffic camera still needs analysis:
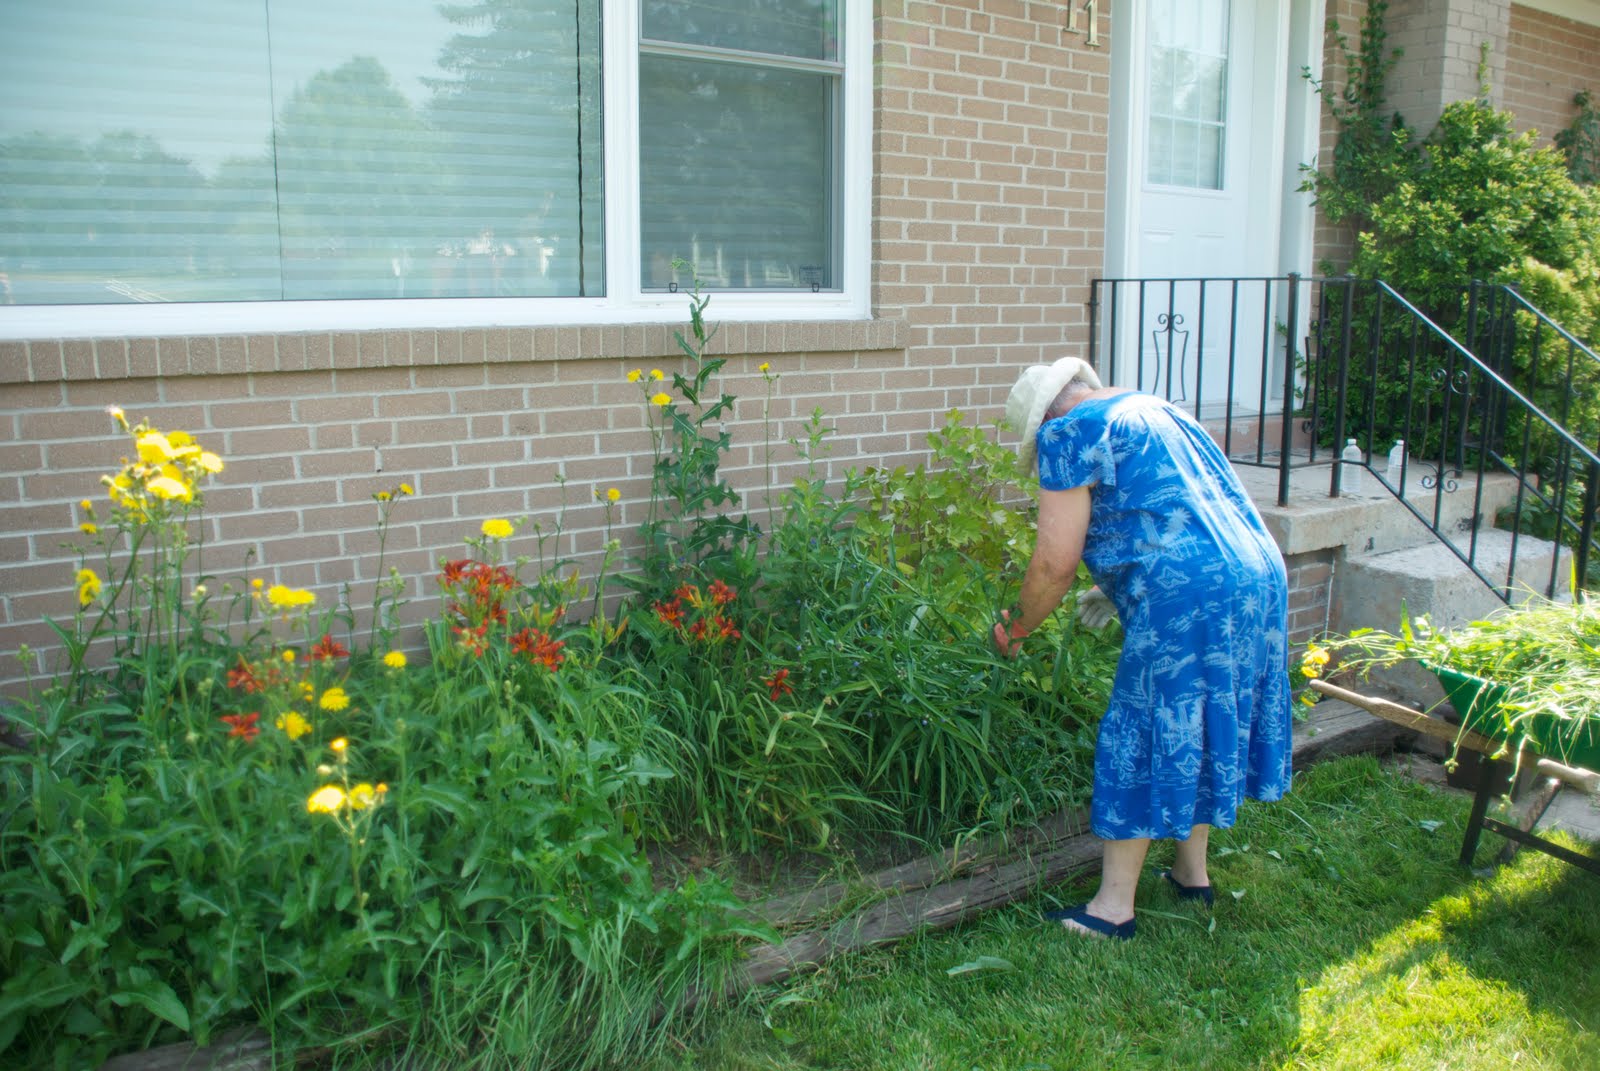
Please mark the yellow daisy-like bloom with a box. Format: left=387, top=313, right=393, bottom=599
left=758, top=362, right=771, bottom=373
left=251, top=578, right=264, bottom=590
left=400, top=483, right=414, bottom=496
left=80, top=522, right=97, bottom=535
left=649, top=368, right=664, bottom=380
left=76, top=568, right=102, bottom=606
left=348, top=782, right=380, bottom=810
left=106, top=405, right=128, bottom=430
left=266, top=584, right=316, bottom=609
left=282, top=649, right=297, bottom=664
left=320, top=688, right=350, bottom=713
left=135, top=431, right=181, bottom=465
left=481, top=518, right=514, bottom=540
left=375, top=490, right=392, bottom=502
left=300, top=681, right=314, bottom=699
left=197, top=451, right=223, bottom=474
left=650, top=392, right=672, bottom=407
left=306, top=784, right=346, bottom=814
left=79, top=498, right=93, bottom=512
left=276, top=710, right=312, bottom=740
left=146, top=473, right=193, bottom=502
left=606, top=487, right=621, bottom=503
left=626, top=369, right=643, bottom=382
left=383, top=650, right=407, bottom=669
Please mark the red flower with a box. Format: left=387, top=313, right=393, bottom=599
left=226, top=657, right=262, bottom=693
left=510, top=627, right=565, bottom=671
left=715, top=615, right=742, bottom=641
left=708, top=579, right=737, bottom=606
left=220, top=712, right=261, bottom=742
left=763, top=669, right=793, bottom=702
left=532, top=635, right=565, bottom=672
left=653, top=597, right=684, bottom=629
left=309, top=633, right=350, bottom=661
left=438, top=558, right=473, bottom=585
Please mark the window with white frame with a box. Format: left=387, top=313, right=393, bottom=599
left=0, top=0, right=863, bottom=333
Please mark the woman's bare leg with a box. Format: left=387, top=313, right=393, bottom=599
left=1059, top=836, right=1151, bottom=934
left=1169, top=823, right=1211, bottom=888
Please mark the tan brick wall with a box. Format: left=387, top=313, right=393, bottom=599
left=1313, top=0, right=1372, bottom=273
left=0, top=0, right=1113, bottom=691
left=1503, top=4, right=1600, bottom=147
left=1285, top=548, right=1337, bottom=647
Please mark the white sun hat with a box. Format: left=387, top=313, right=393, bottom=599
left=1004, top=357, right=1103, bottom=474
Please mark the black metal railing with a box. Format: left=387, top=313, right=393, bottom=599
left=1088, top=274, right=1600, bottom=601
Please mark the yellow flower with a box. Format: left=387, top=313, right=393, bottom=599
left=626, top=369, right=643, bottom=382
left=75, top=568, right=102, bottom=606
left=251, top=578, right=264, bottom=590
left=136, top=431, right=180, bottom=465
left=196, top=451, right=224, bottom=474
left=375, top=490, right=392, bottom=502
left=481, top=518, right=514, bottom=540
left=146, top=473, right=192, bottom=502
left=320, top=688, right=350, bottom=713
left=106, top=405, right=128, bottom=430
left=399, top=483, right=414, bottom=496
left=300, top=681, right=315, bottom=700
left=758, top=362, right=771, bottom=373
left=79, top=498, right=93, bottom=511
left=383, top=650, right=407, bottom=669
left=266, top=584, right=315, bottom=609
left=606, top=487, right=621, bottom=503
left=306, top=785, right=346, bottom=814
left=79, top=522, right=97, bottom=535
left=649, top=368, right=665, bottom=381
left=348, top=783, right=379, bottom=810
left=650, top=392, right=672, bottom=407
left=282, top=649, right=296, bottom=664
left=276, top=711, right=312, bottom=740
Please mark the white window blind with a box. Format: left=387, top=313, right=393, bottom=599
left=0, top=0, right=604, bottom=305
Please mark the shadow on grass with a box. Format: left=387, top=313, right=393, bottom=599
left=643, top=755, right=1600, bottom=1071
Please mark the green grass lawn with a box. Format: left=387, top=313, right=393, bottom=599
left=649, top=756, right=1600, bottom=1071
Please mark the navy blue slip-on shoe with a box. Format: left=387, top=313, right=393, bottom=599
left=1044, top=905, right=1136, bottom=941
left=1159, top=869, right=1215, bottom=907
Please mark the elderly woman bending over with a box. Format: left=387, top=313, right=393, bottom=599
left=993, top=357, right=1293, bottom=941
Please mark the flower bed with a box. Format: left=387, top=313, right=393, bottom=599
left=0, top=294, right=1120, bottom=1069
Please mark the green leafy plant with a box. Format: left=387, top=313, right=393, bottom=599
left=855, top=408, right=1037, bottom=575
left=630, top=266, right=759, bottom=597
left=1554, top=88, right=1600, bottom=185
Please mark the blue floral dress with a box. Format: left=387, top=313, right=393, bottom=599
left=1037, top=392, right=1293, bottom=840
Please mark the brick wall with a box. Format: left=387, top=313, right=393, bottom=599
left=0, top=1, right=1113, bottom=691
left=1312, top=0, right=1372, bottom=273
left=1285, top=548, right=1337, bottom=648
left=1385, top=0, right=1511, bottom=131
left=1503, top=4, right=1600, bottom=146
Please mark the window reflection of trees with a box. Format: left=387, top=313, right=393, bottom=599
left=0, top=1, right=603, bottom=304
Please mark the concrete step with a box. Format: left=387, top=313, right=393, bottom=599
left=1236, top=461, right=1532, bottom=561
left=1334, top=528, right=1573, bottom=704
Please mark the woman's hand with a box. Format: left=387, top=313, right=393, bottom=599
left=993, top=609, right=1028, bottom=659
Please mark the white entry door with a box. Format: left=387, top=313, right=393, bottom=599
left=1106, top=0, right=1296, bottom=417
